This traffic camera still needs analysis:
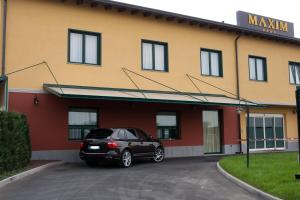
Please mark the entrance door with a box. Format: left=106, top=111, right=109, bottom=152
left=203, top=111, right=221, bottom=153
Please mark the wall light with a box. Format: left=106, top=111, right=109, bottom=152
left=236, top=106, right=243, bottom=114
left=33, top=95, right=39, bottom=105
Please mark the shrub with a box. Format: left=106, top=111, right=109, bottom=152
left=0, top=111, right=31, bottom=173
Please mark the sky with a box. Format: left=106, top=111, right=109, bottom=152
left=117, top=0, right=300, bottom=38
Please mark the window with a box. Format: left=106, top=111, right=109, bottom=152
left=117, top=129, right=126, bottom=140
left=68, top=29, right=101, bottom=65
left=0, top=79, right=6, bottom=111
left=68, top=108, right=98, bottom=140
left=125, top=129, right=138, bottom=140
left=156, top=112, right=179, bottom=139
left=289, top=62, right=300, bottom=84
left=142, top=40, right=168, bottom=71
left=86, top=129, right=113, bottom=139
left=136, top=129, right=150, bottom=140
left=200, top=49, right=223, bottom=77
left=116, top=129, right=138, bottom=140
left=248, top=56, right=267, bottom=81
left=248, top=114, right=285, bottom=150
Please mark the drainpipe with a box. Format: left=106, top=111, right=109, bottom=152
left=1, top=0, right=7, bottom=111
left=235, top=34, right=241, bottom=99
left=2, top=0, right=7, bottom=76
left=235, top=34, right=242, bottom=153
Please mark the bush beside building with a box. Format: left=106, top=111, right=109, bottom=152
left=0, top=112, right=31, bottom=173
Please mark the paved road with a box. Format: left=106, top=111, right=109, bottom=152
left=0, top=157, right=265, bottom=200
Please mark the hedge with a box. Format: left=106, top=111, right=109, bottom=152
left=0, top=111, right=31, bottom=173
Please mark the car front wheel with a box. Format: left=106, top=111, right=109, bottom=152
left=153, top=147, right=164, bottom=163
left=120, top=150, right=132, bottom=168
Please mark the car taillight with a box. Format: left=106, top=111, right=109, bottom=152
left=107, top=141, right=118, bottom=149
left=80, top=142, right=85, bottom=150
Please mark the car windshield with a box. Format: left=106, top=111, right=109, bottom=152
left=86, top=129, right=114, bottom=139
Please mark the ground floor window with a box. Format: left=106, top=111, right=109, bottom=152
left=156, top=112, right=179, bottom=139
left=68, top=108, right=98, bottom=140
left=249, top=114, right=285, bottom=150
left=0, top=80, right=6, bottom=111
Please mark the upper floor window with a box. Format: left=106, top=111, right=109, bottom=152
left=289, top=62, right=300, bottom=85
left=200, top=49, right=223, bottom=77
left=68, top=29, right=101, bottom=65
left=142, top=40, right=168, bottom=71
left=249, top=56, right=267, bottom=81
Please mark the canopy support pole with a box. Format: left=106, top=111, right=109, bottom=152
left=296, top=89, right=300, bottom=164
left=246, top=105, right=250, bottom=168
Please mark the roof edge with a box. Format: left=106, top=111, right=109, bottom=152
left=72, top=0, right=300, bottom=45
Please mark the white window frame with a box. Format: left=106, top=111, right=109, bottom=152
left=247, top=113, right=285, bottom=151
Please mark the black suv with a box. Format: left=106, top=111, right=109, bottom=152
left=79, top=128, right=164, bottom=167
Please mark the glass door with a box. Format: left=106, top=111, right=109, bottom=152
left=255, top=117, right=265, bottom=149
left=275, top=117, right=285, bottom=148
left=265, top=117, right=275, bottom=149
left=249, top=114, right=285, bottom=150
left=203, top=111, right=221, bottom=153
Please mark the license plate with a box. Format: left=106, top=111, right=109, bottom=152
left=89, top=145, right=100, bottom=150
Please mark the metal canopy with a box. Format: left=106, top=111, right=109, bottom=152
left=44, top=84, right=258, bottom=107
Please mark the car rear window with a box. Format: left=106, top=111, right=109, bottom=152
left=86, top=129, right=114, bottom=139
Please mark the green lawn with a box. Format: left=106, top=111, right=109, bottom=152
left=219, top=152, right=300, bottom=200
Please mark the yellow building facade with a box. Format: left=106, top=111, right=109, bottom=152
left=0, top=0, right=299, bottom=160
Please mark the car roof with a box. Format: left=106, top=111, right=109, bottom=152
left=91, top=128, right=140, bottom=130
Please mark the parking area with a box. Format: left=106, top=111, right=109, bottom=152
left=0, top=157, right=265, bottom=200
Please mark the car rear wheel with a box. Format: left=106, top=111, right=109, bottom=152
left=120, top=150, right=132, bottom=168
left=153, top=147, right=164, bottom=163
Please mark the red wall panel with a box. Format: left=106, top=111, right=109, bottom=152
left=222, top=106, right=239, bottom=145
left=8, top=92, right=238, bottom=151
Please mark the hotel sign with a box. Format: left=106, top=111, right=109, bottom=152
left=236, top=11, right=294, bottom=37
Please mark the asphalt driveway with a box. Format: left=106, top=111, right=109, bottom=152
left=0, top=157, right=265, bottom=200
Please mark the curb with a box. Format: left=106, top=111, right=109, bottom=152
left=217, top=162, right=282, bottom=200
left=0, top=161, right=64, bottom=189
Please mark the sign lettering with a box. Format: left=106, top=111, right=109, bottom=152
left=237, top=11, right=294, bottom=37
